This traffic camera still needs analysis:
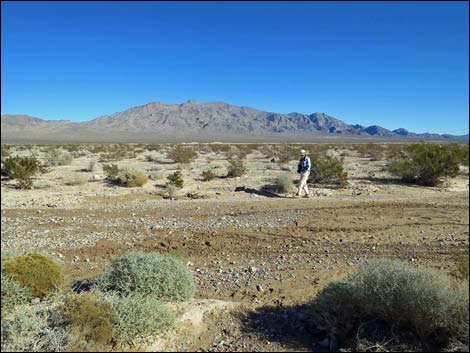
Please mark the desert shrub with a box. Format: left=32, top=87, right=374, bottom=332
left=227, top=158, right=246, bottom=177
left=3, top=253, right=65, bottom=299
left=94, top=251, right=196, bottom=301
left=144, top=153, right=158, bottom=162
left=354, top=143, right=386, bottom=160
left=309, top=260, right=469, bottom=350
left=45, top=149, right=73, bottom=166
left=1, top=271, right=32, bottom=316
left=1, top=305, right=70, bottom=352
left=110, top=294, right=175, bottom=346
left=64, top=174, right=89, bottom=186
left=308, top=155, right=348, bottom=187
left=167, top=145, right=198, bottom=164
left=210, top=144, right=231, bottom=154
left=163, top=183, right=178, bottom=199
left=201, top=169, right=216, bottom=181
left=275, top=145, right=298, bottom=163
left=60, top=292, right=113, bottom=349
left=265, top=174, right=293, bottom=193
left=450, top=248, right=469, bottom=280
left=102, top=163, right=119, bottom=179
left=389, top=143, right=460, bottom=186
left=167, top=170, right=184, bottom=188
left=447, top=143, right=469, bottom=167
left=1, top=144, right=10, bottom=160
left=117, top=168, right=148, bottom=187
left=1, top=156, right=47, bottom=189
left=85, top=160, right=96, bottom=172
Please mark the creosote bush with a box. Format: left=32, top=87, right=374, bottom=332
left=308, top=155, right=348, bottom=187
left=201, top=169, right=216, bottom=181
left=1, top=156, right=47, bottom=189
left=167, top=170, right=184, bottom=188
left=94, top=251, right=196, bottom=301
left=61, top=291, right=113, bottom=349
left=389, top=143, right=461, bottom=186
left=102, top=163, right=119, bottom=179
left=227, top=158, right=246, bottom=177
left=309, top=259, right=469, bottom=350
left=117, top=168, right=148, bottom=187
left=167, top=145, right=198, bottom=164
left=3, top=253, right=65, bottom=299
left=110, top=294, right=175, bottom=346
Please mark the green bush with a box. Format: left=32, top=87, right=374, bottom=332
left=45, top=149, right=73, bottom=166
left=110, top=294, right=175, bottom=346
left=167, top=145, right=198, bottom=164
left=308, top=155, right=348, bottom=187
left=3, top=253, right=65, bottom=299
left=227, top=158, right=247, bottom=177
left=389, top=143, right=461, bottom=186
left=167, top=170, right=184, bottom=188
left=1, top=271, right=32, bottom=316
left=447, top=143, right=469, bottom=167
left=1, top=305, right=69, bottom=352
left=1, top=156, right=47, bottom=189
left=95, top=251, right=196, bottom=301
left=102, top=163, right=119, bottom=179
left=309, top=260, right=469, bottom=349
left=201, top=169, right=216, bottom=181
left=61, top=292, right=113, bottom=349
left=117, top=168, right=148, bottom=187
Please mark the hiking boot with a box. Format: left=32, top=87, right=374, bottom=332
left=303, top=194, right=310, bottom=198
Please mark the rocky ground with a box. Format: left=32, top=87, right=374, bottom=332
left=1, top=144, right=469, bottom=351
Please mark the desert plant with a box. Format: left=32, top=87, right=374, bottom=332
left=389, top=143, right=461, bottom=186
left=94, top=251, right=196, bottom=301
left=201, top=169, right=216, bottom=181
left=1, top=144, right=10, bottom=160
left=308, top=155, right=348, bottom=187
left=267, top=173, right=293, bottom=193
left=163, top=183, right=178, bottom=199
left=86, top=160, right=96, bottom=172
left=447, top=143, right=469, bottom=167
left=1, top=305, right=70, bottom=352
left=167, top=145, right=198, bottom=164
left=275, top=145, right=298, bottom=163
left=227, top=158, right=246, bottom=177
left=110, top=294, right=175, bottom=346
left=309, top=259, right=469, bottom=350
left=3, top=253, right=65, bottom=299
left=1, top=271, right=32, bottom=316
left=1, top=156, right=47, bottom=189
left=167, top=170, right=184, bottom=188
left=60, top=292, right=113, bottom=349
left=117, top=168, right=148, bottom=187
left=44, top=149, right=73, bottom=166
left=102, top=163, right=119, bottom=180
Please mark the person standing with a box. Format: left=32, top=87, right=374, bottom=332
left=297, top=149, right=311, bottom=197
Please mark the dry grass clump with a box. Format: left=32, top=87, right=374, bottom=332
left=201, top=169, right=217, bottom=181
left=61, top=291, right=113, bottom=350
left=309, top=259, right=469, bottom=351
left=227, top=158, right=247, bottom=177
left=117, top=168, right=148, bottom=187
left=94, top=251, right=196, bottom=301
left=2, top=253, right=65, bottom=299
left=264, top=173, right=293, bottom=193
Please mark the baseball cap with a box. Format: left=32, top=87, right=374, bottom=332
left=300, top=149, right=306, bottom=155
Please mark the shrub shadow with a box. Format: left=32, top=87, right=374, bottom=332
left=237, top=303, right=329, bottom=351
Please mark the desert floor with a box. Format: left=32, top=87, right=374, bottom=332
left=1, top=143, right=469, bottom=352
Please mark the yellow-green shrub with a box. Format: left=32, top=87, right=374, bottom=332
left=117, top=168, right=148, bottom=187
left=3, top=253, right=65, bottom=298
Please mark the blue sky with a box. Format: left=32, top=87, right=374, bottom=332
left=1, top=1, right=468, bottom=135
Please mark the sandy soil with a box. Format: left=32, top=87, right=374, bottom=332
left=1, top=143, right=469, bottom=351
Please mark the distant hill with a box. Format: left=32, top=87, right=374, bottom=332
left=1, top=100, right=468, bottom=143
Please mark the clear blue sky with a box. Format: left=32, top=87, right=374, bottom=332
left=1, top=1, right=468, bottom=135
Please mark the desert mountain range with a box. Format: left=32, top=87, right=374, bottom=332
left=1, top=100, right=468, bottom=143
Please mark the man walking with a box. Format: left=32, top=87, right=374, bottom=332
left=297, top=149, right=311, bottom=198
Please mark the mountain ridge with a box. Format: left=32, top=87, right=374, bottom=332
left=2, top=100, right=468, bottom=143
